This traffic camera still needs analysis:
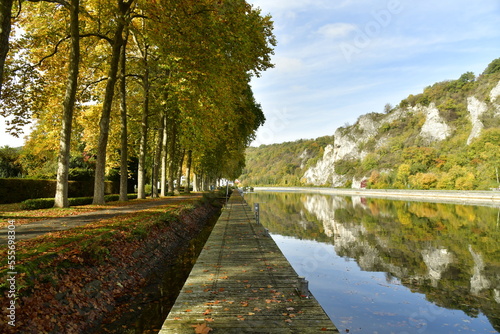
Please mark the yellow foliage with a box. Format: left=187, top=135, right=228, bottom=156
left=409, top=173, right=438, bottom=189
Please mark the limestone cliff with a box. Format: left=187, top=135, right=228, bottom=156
left=241, top=60, right=500, bottom=190
left=302, top=78, right=500, bottom=187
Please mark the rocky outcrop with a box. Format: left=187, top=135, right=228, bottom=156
left=422, top=247, right=454, bottom=287
left=302, top=80, right=500, bottom=187
left=467, top=97, right=488, bottom=145
left=491, top=81, right=500, bottom=102
left=418, top=103, right=451, bottom=143
left=302, top=144, right=336, bottom=186
left=469, top=245, right=491, bottom=295
left=299, top=149, right=315, bottom=169
left=491, top=81, right=500, bottom=114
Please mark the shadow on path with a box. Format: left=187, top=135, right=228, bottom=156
left=0, top=194, right=202, bottom=241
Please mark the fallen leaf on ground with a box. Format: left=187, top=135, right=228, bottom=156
left=192, top=323, right=212, bottom=334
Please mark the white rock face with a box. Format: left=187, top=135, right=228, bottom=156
left=357, top=114, right=380, bottom=138
left=490, top=80, right=500, bottom=102
left=302, top=144, right=336, bottom=185
left=490, top=80, right=500, bottom=114
left=494, top=289, right=500, bottom=304
left=301, top=194, right=409, bottom=277
left=469, top=245, right=490, bottom=295
left=299, top=149, right=314, bottom=169
left=422, top=247, right=453, bottom=286
left=301, top=83, right=500, bottom=186
left=333, top=128, right=359, bottom=162
left=467, top=97, right=488, bottom=145
left=419, top=103, right=451, bottom=142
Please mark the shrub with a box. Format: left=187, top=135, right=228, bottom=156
left=68, top=197, right=93, bottom=206
left=0, top=178, right=119, bottom=204
left=20, top=198, right=55, bottom=210
left=68, top=168, right=94, bottom=182
left=483, top=58, right=500, bottom=75
left=104, top=194, right=120, bottom=202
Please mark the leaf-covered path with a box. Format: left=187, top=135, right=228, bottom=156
left=0, top=194, right=202, bottom=241
left=161, top=191, right=339, bottom=333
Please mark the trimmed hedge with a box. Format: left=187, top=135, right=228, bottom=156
left=20, top=198, right=55, bottom=210
left=0, top=178, right=120, bottom=204
left=20, top=193, right=137, bottom=210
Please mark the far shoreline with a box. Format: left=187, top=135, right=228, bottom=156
left=251, top=187, right=500, bottom=207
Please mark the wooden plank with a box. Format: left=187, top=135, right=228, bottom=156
left=159, top=191, right=339, bottom=333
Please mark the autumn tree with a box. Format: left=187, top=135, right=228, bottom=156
left=92, top=0, right=134, bottom=205
left=3, top=0, right=274, bottom=203
left=1, top=0, right=83, bottom=207
left=0, top=0, right=14, bottom=96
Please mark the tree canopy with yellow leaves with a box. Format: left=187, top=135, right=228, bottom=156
left=0, top=0, right=275, bottom=205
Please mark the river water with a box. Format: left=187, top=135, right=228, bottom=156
left=244, top=191, right=500, bottom=334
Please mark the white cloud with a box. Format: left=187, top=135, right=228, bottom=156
left=250, top=0, right=326, bottom=12
left=248, top=0, right=500, bottom=145
left=318, top=23, right=357, bottom=39
left=274, top=57, right=305, bottom=74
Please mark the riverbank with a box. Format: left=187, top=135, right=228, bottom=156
left=253, top=187, right=500, bottom=207
left=0, top=194, right=224, bottom=334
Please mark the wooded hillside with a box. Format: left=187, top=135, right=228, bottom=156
left=239, top=136, right=333, bottom=186
left=240, top=59, right=500, bottom=191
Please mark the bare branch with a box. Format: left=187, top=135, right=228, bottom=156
left=79, top=33, right=113, bottom=45
left=31, top=35, right=70, bottom=68
left=25, top=0, right=70, bottom=7
left=12, top=0, right=22, bottom=19
left=80, top=77, right=108, bottom=97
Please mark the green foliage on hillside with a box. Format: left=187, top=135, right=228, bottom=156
left=357, top=60, right=500, bottom=191
left=240, top=58, right=500, bottom=190
left=239, top=136, right=333, bottom=186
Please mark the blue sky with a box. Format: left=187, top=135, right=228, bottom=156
left=2, top=1, right=500, bottom=148
left=247, top=0, right=500, bottom=146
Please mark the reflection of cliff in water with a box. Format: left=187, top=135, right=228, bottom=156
left=246, top=192, right=500, bottom=331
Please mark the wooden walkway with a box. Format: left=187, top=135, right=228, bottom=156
left=160, top=191, right=338, bottom=333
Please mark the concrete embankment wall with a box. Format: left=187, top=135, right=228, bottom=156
left=254, top=187, right=500, bottom=207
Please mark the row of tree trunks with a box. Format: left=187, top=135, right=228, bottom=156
left=191, top=173, right=215, bottom=192
left=93, top=0, right=133, bottom=205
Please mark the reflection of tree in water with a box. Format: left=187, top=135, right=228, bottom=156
left=244, top=192, right=500, bottom=331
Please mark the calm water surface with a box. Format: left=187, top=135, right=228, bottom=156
left=244, top=191, right=500, bottom=334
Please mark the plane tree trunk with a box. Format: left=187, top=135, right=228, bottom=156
left=118, top=31, right=129, bottom=202
left=93, top=0, right=133, bottom=205
left=54, top=0, right=80, bottom=208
